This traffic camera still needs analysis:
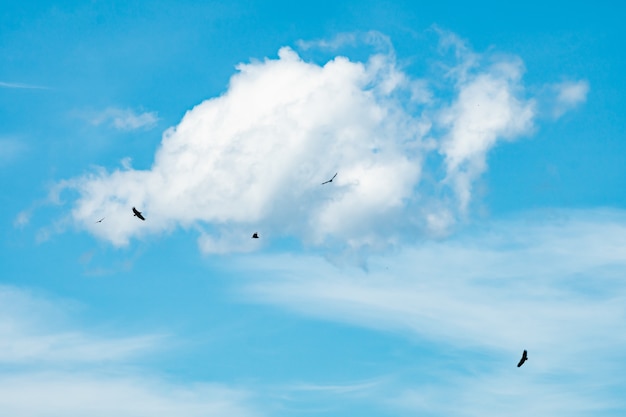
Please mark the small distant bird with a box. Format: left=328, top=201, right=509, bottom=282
left=517, top=350, right=528, bottom=367
left=252, top=233, right=259, bottom=239
left=132, top=207, right=145, bottom=221
left=321, top=172, right=337, bottom=185
left=95, top=217, right=105, bottom=223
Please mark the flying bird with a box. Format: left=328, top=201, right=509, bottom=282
left=321, top=172, right=337, bottom=185
left=95, top=217, right=105, bottom=223
left=517, top=350, right=528, bottom=367
left=132, top=207, right=145, bottom=221
left=252, top=233, right=259, bottom=239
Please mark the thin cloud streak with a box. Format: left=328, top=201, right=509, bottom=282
left=287, top=378, right=386, bottom=395
left=0, top=81, right=49, bottom=90
left=88, top=107, right=159, bottom=131
left=296, top=30, right=394, bottom=53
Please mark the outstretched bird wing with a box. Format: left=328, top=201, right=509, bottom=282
left=132, top=207, right=146, bottom=221
left=517, top=350, right=527, bottom=367
left=322, top=173, right=338, bottom=185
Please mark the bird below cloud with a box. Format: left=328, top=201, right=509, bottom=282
left=321, top=172, right=337, bottom=185
left=517, top=349, right=528, bottom=367
left=132, top=207, right=145, bottom=221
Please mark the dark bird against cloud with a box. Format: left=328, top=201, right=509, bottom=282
left=132, top=207, right=145, bottom=221
left=252, top=233, right=259, bottom=239
left=321, top=172, right=337, bottom=185
left=95, top=217, right=105, bottom=223
left=517, top=350, right=528, bottom=367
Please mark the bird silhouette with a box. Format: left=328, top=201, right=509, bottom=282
left=252, top=233, right=259, bottom=239
left=517, top=350, right=528, bottom=367
left=132, top=207, right=145, bottom=221
left=321, top=172, right=337, bottom=185
left=95, top=217, right=105, bottom=223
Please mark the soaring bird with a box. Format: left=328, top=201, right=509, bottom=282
left=132, top=207, right=146, bottom=221
left=252, top=233, right=259, bottom=239
left=321, top=172, right=337, bottom=185
left=517, top=350, right=528, bottom=367
left=95, top=217, right=105, bottom=223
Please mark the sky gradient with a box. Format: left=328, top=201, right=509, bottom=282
left=2, top=1, right=626, bottom=416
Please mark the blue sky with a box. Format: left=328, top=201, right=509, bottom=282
left=2, top=1, right=626, bottom=415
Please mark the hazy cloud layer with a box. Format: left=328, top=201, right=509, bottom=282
left=240, top=209, right=626, bottom=416
left=58, top=32, right=586, bottom=252
left=0, top=286, right=164, bottom=364
left=0, top=286, right=258, bottom=417
left=243, top=209, right=626, bottom=356
left=0, top=373, right=257, bottom=417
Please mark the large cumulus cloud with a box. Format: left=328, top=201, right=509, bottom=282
left=58, top=32, right=587, bottom=253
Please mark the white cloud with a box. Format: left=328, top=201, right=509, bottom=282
left=552, top=80, right=590, bottom=117
left=438, top=57, right=535, bottom=212
left=90, top=107, right=159, bottom=131
left=434, top=27, right=480, bottom=84
left=239, top=209, right=626, bottom=415
left=56, top=32, right=586, bottom=253
left=556, top=80, right=589, bottom=104
left=120, top=156, right=133, bottom=170
left=59, top=46, right=427, bottom=249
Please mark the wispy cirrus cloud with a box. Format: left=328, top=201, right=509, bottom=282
left=0, top=286, right=164, bottom=364
left=238, top=209, right=626, bottom=416
left=242, top=209, right=626, bottom=356
left=54, top=30, right=586, bottom=253
left=390, top=368, right=619, bottom=417
left=0, top=285, right=259, bottom=416
left=296, top=30, right=394, bottom=53
left=88, top=107, right=159, bottom=131
left=0, top=81, right=48, bottom=90
left=0, top=373, right=258, bottom=417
